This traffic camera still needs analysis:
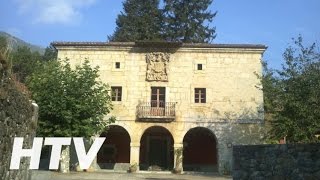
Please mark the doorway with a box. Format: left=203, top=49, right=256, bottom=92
left=97, top=125, right=131, bottom=170
left=140, top=126, right=173, bottom=171
left=183, top=127, right=218, bottom=172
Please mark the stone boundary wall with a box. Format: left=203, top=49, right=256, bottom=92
left=233, top=144, right=320, bottom=179
left=0, top=55, right=38, bottom=180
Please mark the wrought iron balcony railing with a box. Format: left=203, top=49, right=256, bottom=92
left=137, top=102, right=176, bottom=121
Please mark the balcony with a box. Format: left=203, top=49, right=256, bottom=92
left=137, top=102, right=176, bottom=122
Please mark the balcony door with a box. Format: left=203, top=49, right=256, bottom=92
left=151, top=87, right=165, bottom=116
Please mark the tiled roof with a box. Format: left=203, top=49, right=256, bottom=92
left=51, top=41, right=267, bottom=49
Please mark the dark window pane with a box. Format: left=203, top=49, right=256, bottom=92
left=197, top=64, right=203, bottom=70
left=115, top=62, right=120, bottom=69
left=202, top=98, right=206, bottom=103
left=151, top=87, right=157, bottom=94
left=151, top=96, right=157, bottom=101
left=159, top=88, right=165, bottom=94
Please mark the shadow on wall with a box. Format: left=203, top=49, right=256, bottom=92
left=195, top=104, right=265, bottom=144
left=193, top=104, right=266, bottom=175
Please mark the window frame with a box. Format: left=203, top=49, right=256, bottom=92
left=151, top=87, right=166, bottom=107
left=194, top=88, right=206, bottom=103
left=111, top=86, right=122, bottom=101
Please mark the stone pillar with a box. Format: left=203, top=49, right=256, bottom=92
left=88, top=156, right=99, bottom=172
left=87, top=137, right=100, bottom=172
left=130, top=142, right=140, bottom=171
left=60, top=146, right=70, bottom=173
left=71, top=138, right=99, bottom=172
left=173, top=143, right=183, bottom=173
left=88, top=135, right=101, bottom=171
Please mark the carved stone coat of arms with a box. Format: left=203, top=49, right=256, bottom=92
left=146, top=52, right=170, bottom=81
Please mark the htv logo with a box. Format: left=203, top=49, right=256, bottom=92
left=10, top=137, right=105, bottom=170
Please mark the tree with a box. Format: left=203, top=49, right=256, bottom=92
left=11, top=46, right=42, bottom=83
left=0, top=36, right=10, bottom=62
left=108, top=0, right=163, bottom=42
left=263, top=36, right=320, bottom=143
left=163, top=0, right=217, bottom=43
left=27, top=59, right=115, bottom=171
left=43, top=45, right=57, bottom=61
left=0, top=36, right=8, bottom=53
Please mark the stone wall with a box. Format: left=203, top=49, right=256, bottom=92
left=0, top=54, right=38, bottom=180
left=233, top=144, right=320, bottom=179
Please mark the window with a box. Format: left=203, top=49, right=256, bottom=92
left=195, top=88, right=206, bottom=103
left=111, top=86, right=122, bottom=101
left=151, top=87, right=165, bottom=107
left=115, top=62, right=121, bottom=69
left=197, top=64, right=203, bottom=70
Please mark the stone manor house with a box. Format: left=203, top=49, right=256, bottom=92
left=52, top=41, right=266, bottom=174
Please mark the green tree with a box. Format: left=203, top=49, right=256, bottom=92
left=163, top=0, right=217, bottom=43
left=0, top=36, right=10, bottom=64
left=11, top=46, right=42, bottom=83
left=27, top=59, right=115, bottom=171
left=263, top=36, right=320, bottom=143
left=109, top=0, right=163, bottom=42
left=43, top=45, right=57, bottom=61
left=0, top=36, right=8, bottom=53
left=27, top=59, right=114, bottom=137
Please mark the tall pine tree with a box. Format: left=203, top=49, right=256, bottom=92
left=108, top=0, right=163, bottom=42
left=163, top=0, right=217, bottom=43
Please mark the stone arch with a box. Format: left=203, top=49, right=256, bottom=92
left=139, top=126, right=174, bottom=171
left=110, top=122, right=133, bottom=140
left=138, top=124, right=176, bottom=144
left=97, top=125, right=131, bottom=170
left=183, top=127, right=218, bottom=172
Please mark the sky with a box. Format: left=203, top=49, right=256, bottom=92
left=0, top=0, right=319, bottom=69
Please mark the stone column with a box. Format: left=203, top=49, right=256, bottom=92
left=173, top=143, right=183, bottom=173
left=88, top=134, right=101, bottom=171
left=60, top=146, right=70, bottom=173
left=88, top=137, right=100, bottom=172
left=130, top=142, right=140, bottom=171
left=89, top=156, right=99, bottom=172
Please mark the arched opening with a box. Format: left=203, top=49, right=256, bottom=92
left=183, top=127, right=218, bottom=172
left=139, top=126, right=174, bottom=171
left=97, top=125, right=131, bottom=170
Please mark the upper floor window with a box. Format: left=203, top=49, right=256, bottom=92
left=197, top=64, right=203, bottom=70
left=115, top=62, right=121, bottom=69
left=151, top=87, right=165, bottom=107
left=111, top=86, right=122, bottom=101
left=195, top=88, right=206, bottom=103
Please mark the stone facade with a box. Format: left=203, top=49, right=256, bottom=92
left=53, top=42, right=266, bottom=174
left=233, top=144, right=320, bottom=179
left=0, top=54, right=38, bottom=180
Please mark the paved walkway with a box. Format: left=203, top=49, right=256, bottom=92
left=31, top=171, right=232, bottom=180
